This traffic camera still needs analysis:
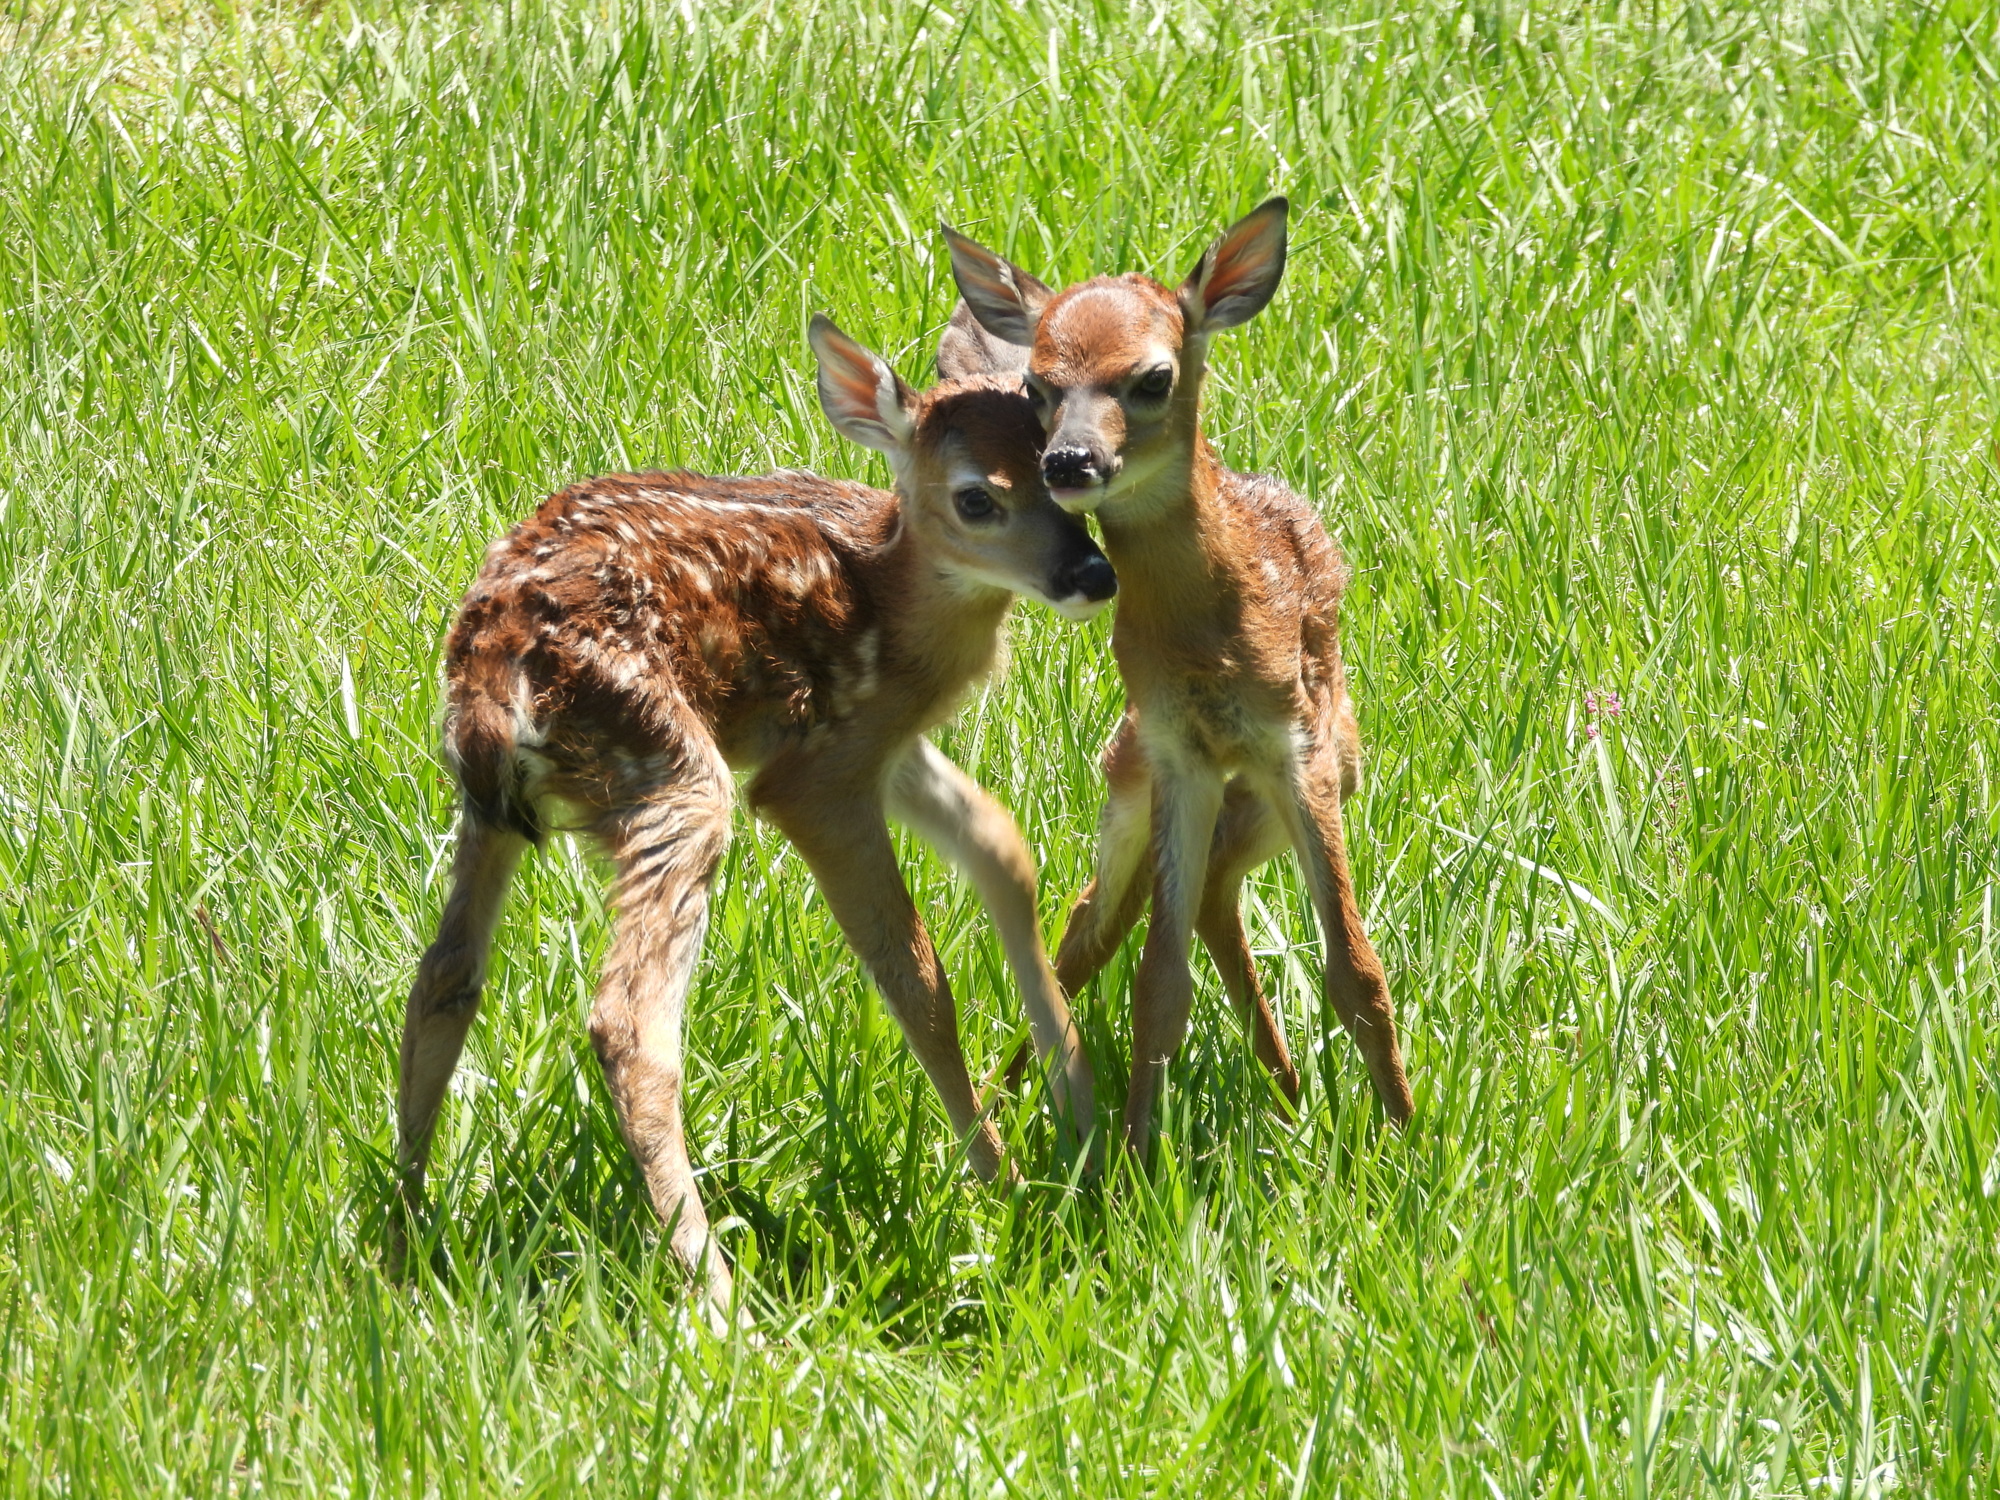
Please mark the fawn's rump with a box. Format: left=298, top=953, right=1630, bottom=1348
left=442, top=642, right=733, bottom=861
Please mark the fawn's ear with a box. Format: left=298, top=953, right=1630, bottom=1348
left=937, top=300, right=1032, bottom=380
left=809, top=314, right=916, bottom=455
left=1180, top=197, right=1289, bottom=334
left=941, top=225, right=1052, bottom=348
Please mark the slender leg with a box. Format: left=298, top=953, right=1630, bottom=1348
left=394, top=812, right=528, bottom=1269
left=888, top=738, right=1097, bottom=1146
left=1194, top=783, right=1300, bottom=1108
left=1279, top=741, right=1414, bottom=1125
left=758, top=780, right=1006, bottom=1183
left=1124, top=765, right=1226, bottom=1156
left=587, top=760, right=738, bottom=1325
left=1330, top=689, right=1364, bottom=803
left=1054, top=714, right=1154, bottom=999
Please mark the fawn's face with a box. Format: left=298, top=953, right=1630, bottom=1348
left=1021, top=278, right=1188, bottom=512
left=942, top=199, right=1291, bottom=518
left=809, top=316, right=1116, bottom=620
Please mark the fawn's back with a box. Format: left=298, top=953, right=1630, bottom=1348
left=441, top=469, right=947, bottom=843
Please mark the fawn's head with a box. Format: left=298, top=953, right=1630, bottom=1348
left=808, top=314, right=1116, bottom=620
left=942, top=198, right=1289, bottom=517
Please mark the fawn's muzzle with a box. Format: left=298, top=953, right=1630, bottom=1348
left=1042, top=445, right=1106, bottom=493
left=1057, top=552, right=1118, bottom=605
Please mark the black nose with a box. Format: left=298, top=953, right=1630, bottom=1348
left=1061, top=552, right=1117, bottom=603
left=1042, top=445, right=1102, bottom=489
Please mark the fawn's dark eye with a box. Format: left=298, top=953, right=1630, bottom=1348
left=1135, top=366, right=1173, bottom=398
left=954, top=486, right=998, bottom=521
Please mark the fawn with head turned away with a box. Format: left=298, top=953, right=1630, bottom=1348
left=394, top=314, right=1112, bottom=1323
left=943, top=199, right=1416, bottom=1156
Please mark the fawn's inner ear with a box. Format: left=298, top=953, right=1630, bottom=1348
left=942, top=225, right=1051, bottom=347
left=1182, top=197, right=1290, bottom=334
left=809, top=314, right=915, bottom=454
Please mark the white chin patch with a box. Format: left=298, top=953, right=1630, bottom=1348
left=1049, top=593, right=1111, bottom=623
left=1048, top=485, right=1104, bottom=514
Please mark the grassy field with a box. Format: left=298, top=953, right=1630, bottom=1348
left=4, top=0, right=1999, bottom=1492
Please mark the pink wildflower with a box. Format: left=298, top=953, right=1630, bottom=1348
left=1582, top=685, right=1624, bottom=739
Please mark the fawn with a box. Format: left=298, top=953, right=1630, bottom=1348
left=942, top=199, right=1415, bottom=1155
left=394, top=315, right=1111, bottom=1321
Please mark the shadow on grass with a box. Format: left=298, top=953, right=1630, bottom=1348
left=358, top=1017, right=1373, bottom=1346
left=356, top=1076, right=1097, bottom=1344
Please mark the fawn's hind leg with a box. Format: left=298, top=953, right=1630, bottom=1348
left=588, top=755, right=737, bottom=1325
left=394, top=813, right=528, bottom=1268
left=1280, top=737, right=1413, bottom=1126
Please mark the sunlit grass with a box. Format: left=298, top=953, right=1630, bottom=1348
left=3, top=0, right=1998, bottom=1492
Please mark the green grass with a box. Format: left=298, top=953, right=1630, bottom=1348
left=4, top=0, right=1999, bottom=1491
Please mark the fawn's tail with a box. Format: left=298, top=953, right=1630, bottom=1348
left=443, top=661, right=545, bottom=845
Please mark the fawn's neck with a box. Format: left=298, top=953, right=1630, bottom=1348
left=871, top=509, right=1014, bottom=715
left=1097, top=419, right=1235, bottom=639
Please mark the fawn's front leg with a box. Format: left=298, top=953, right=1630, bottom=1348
left=761, top=784, right=1007, bottom=1182
left=1195, top=784, right=1300, bottom=1110
left=1054, top=712, right=1154, bottom=999
left=888, top=737, right=1097, bottom=1148
left=1123, top=764, right=1225, bottom=1156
